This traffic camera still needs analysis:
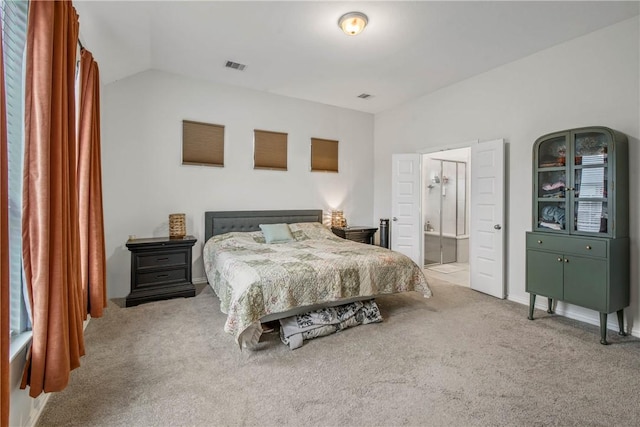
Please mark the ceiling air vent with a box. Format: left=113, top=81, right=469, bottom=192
left=225, top=60, right=247, bottom=71
left=357, top=93, right=372, bottom=99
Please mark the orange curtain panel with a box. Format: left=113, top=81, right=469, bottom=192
left=21, top=0, right=84, bottom=397
left=78, top=48, right=106, bottom=318
left=0, top=21, right=10, bottom=427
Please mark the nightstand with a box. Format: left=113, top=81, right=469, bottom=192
left=331, top=226, right=378, bottom=245
left=125, top=236, right=197, bottom=307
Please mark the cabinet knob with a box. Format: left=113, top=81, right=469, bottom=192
left=557, top=257, right=562, bottom=262
left=564, top=259, right=569, bottom=263
left=586, top=245, right=592, bottom=250
left=537, top=240, right=542, bottom=244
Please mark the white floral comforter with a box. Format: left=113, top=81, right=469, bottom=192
left=203, top=222, right=431, bottom=347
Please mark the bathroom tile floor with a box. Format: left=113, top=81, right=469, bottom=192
left=423, top=262, right=469, bottom=287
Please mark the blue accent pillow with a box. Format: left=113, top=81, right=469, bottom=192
left=259, top=223, right=294, bottom=244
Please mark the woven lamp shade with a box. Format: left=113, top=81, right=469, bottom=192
left=169, top=213, right=186, bottom=239
left=331, top=210, right=346, bottom=227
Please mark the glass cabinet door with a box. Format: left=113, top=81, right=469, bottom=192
left=537, top=170, right=567, bottom=231
left=534, top=134, right=568, bottom=232
left=574, top=131, right=608, bottom=166
left=537, top=135, right=567, bottom=168
left=538, top=170, right=566, bottom=199
left=532, top=126, right=627, bottom=239
left=571, top=130, right=610, bottom=235
left=533, top=127, right=619, bottom=236
left=537, top=201, right=567, bottom=231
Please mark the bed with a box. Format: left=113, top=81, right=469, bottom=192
left=203, top=210, right=431, bottom=348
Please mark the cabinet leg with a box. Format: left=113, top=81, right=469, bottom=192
left=528, top=294, right=536, bottom=320
left=599, top=313, right=608, bottom=345
left=547, top=298, right=554, bottom=314
left=617, top=309, right=627, bottom=336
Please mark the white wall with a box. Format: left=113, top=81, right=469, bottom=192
left=102, top=70, right=374, bottom=298
left=374, top=18, right=640, bottom=333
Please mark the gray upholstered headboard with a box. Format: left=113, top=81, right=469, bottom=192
left=204, top=209, right=323, bottom=242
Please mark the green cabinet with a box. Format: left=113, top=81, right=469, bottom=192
left=526, top=248, right=564, bottom=300
left=526, top=127, right=629, bottom=344
left=533, top=126, right=628, bottom=237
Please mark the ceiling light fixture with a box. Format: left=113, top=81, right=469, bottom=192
left=338, top=12, right=368, bottom=36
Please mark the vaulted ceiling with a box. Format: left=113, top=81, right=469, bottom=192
left=74, top=1, right=639, bottom=114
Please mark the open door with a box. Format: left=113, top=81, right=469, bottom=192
left=470, top=139, right=505, bottom=298
left=391, top=154, right=421, bottom=266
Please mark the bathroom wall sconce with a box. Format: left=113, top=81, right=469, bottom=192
left=338, top=12, right=368, bottom=36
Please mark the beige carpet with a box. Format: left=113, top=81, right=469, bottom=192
left=37, top=279, right=640, bottom=426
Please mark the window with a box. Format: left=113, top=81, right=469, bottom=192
left=182, top=120, right=224, bottom=167
left=310, top=137, right=338, bottom=172
left=2, top=0, right=29, bottom=339
left=254, top=129, right=287, bottom=170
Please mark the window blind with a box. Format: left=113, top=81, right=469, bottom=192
left=310, top=137, right=338, bottom=172
left=182, top=120, right=224, bottom=167
left=1, top=0, right=29, bottom=336
left=254, top=129, right=287, bottom=170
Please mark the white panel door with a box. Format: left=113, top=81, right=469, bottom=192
left=470, top=139, right=505, bottom=298
left=391, top=154, right=421, bottom=266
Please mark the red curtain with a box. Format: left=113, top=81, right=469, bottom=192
left=0, top=17, right=10, bottom=427
left=78, top=48, right=106, bottom=318
left=20, top=0, right=84, bottom=397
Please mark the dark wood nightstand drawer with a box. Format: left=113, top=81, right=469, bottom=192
left=344, top=231, right=371, bottom=243
left=135, top=251, right=188, bottom=270
left=331, top=226, right=377, bottom=245
left=136, top=267, right=188, bottom=288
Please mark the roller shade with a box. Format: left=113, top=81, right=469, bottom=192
left=182, top=120, right=224, bottom=166
left=254, top=129, right=287, bottom=170
left=311, top=137, right=338, bottom=172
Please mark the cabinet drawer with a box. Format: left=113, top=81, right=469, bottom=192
left=562, top=238, right=606, bottom=258
left=332, top=227, right=376, bottom=244
left=346, top=231, right=371, bottom=243
left=526, top=233, right=606, bottom=257
left=135, top=251, right=187, bottom=270
left=136, top=267, right=187, bottom=287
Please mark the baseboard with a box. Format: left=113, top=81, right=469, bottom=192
left=193, top=276, right=208, bottom=285
left=9, top=341, right=50, bottom=427
left=27, top=393, right=50, bottom=427
left=508, top=294, right=639, bottom=339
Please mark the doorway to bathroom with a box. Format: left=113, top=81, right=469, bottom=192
left=422, top=147, right=470, bottom=286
